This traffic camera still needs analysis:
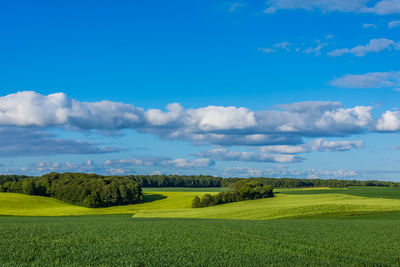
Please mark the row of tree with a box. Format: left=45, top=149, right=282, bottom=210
left=192, top=180, right=274, bottom=208
left=0, top=173, right=143, bottom=208
left=127, top=175, right=222, bottom=187
left=221, top=177, right=400, bottom=188
left=1, top=173, right=399, bottom=192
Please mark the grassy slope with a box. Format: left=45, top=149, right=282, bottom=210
left=1, top=214, right=400, bottom=266
left=2, top=186, right=400, bottom=218
left=278, top=186, right=400, bottom=199
left=0, top=191, right=209, bottom=216
left=134, top=192, right=400, bottom=219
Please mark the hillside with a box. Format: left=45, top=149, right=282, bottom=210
left=2, top=187, right=400, bottom=219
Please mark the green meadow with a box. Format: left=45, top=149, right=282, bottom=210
left=1, top=186, right=400, bottom=266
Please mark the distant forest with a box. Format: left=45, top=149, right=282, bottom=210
left=0, top=173, right=399, bottom=194
left=0, top=173, right=143, bottom=208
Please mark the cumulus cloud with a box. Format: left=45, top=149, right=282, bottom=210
left=308, top=139, right=364, bottom=151
left=259, top=139, right=363, bottom=154
left=34, top=160, right=96, bottom=173
left=303, top=42, right=328, bottom=55
left=260, top=41, right=328, bottom=56
left=263, top=0, right=368, bottom=13
left=330, top=71, right=400, bottom=89
left=0, top=91, right=145, bottom=129
left=375, top=111, right=400, bottom=131
left=195, top=139, right=362, bottom=163
left=259, top=145, right=309, bottom=154
left=361, top=0, right=400, bottom=15
left=263, top=0, right=400, bottom=15
left=0, top=91, right=376, bottom=147
left=195, top=149, right=303, bottom=163
left=388, top=20, right=400, bottom=28
left=328, top=38, right=400, bottom=57
left=21, top=159, right=133, bottom=175
left=0, top=127, right=119, bottom=157
left=103, top=157, right=215, bottom=168
left=222, top=166, right=359, bottom=178
left=14, top=156, right=214, bottom=175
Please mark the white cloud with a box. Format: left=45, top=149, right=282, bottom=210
left=363, top=23, right=377, bottom=28
left=303, top=42, right=328, bottom=55
left=258, top=47, right=276, bottom=54
left=263, top=0, right=368, bottom=13
left=187, top=106, right=257, bottom=131
left=361, top=0, right=400, bottom=15
left=263, top=0, right=400, bottom=15
left=34, top=160, right=100, bottom=173
left=196, top=139, right=362, bottom=163
left=259, top=139, right=363, bottom=154
left=388, top=20, right=400, bottom=28
left=0, top=91, right=378, bottom=147
left=104, top=157, right=215, bottom=168
left=308, top=139, right=364, bottom=151
left=195, top=148, right=303, bottom=163
left=328, top=38, right=400, bottom=57
left=330, top=71, right=400, bottom=90
left=222, top=166, right=359, bottom=178
left=259, top=145, right=308, bottom=154
left=375, top=111, right=400, bottom=131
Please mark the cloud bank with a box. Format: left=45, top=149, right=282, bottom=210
left=0, top=91, right=398, bottom=154
left=328, top=38, right=400, bottom=57
left=0, top=127, right=118, bottom=157
left=263, top=0, right=400, bottom=15
left=330, top=71, right=400, bottom=89
left=0, top=91, right=381, bottom=145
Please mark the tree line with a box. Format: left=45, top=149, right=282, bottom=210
left=0, top=173, right=143, bottom=208
left=192, top=180, right=274, bottom=208
left=127, top=175, right=222, bottom=187
left=1, top=173, right=399, bottom=192
left=221, top=177, right=400, bottom=188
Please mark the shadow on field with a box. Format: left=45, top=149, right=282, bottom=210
left=142, top=193, right=167, bottom=203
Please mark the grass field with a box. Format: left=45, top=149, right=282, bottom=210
left=0, top=191, right=214, bottom=216
left=1, top=186, right=400, bottom=266
left=142, top=187, right=229, bottom=192
left=2, top=186, right=400, bottom=218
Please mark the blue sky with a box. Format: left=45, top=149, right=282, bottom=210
left=1, top=0, right=400, bottom=180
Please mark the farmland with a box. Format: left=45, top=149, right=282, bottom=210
left=1, top=214, right=400, bottom=266
left=1, top=186, right=400, bottom=266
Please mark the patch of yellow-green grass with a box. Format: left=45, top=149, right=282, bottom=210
left=276, top=187, right=336, bottom=193
left=300, top=187, right=333, bottom=190
left=134, top=193, right=400, bottom=220
left=0, top=191, right=210, bottom=216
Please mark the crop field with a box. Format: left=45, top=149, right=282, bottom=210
left=1, top=186, right=400, bottom=266
left=1, top=214, right=400, bottom=266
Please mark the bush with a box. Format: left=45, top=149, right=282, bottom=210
left=193, top=181, right=274, bottom=208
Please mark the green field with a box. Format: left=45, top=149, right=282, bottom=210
left=1, top=186, right=400, bottom=266
left=1, top=214, right=400, bottom=266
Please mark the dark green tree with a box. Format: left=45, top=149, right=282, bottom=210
left=22, top=180, right=36, bottom=195
left=192, top=195, right=201, bottom=208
